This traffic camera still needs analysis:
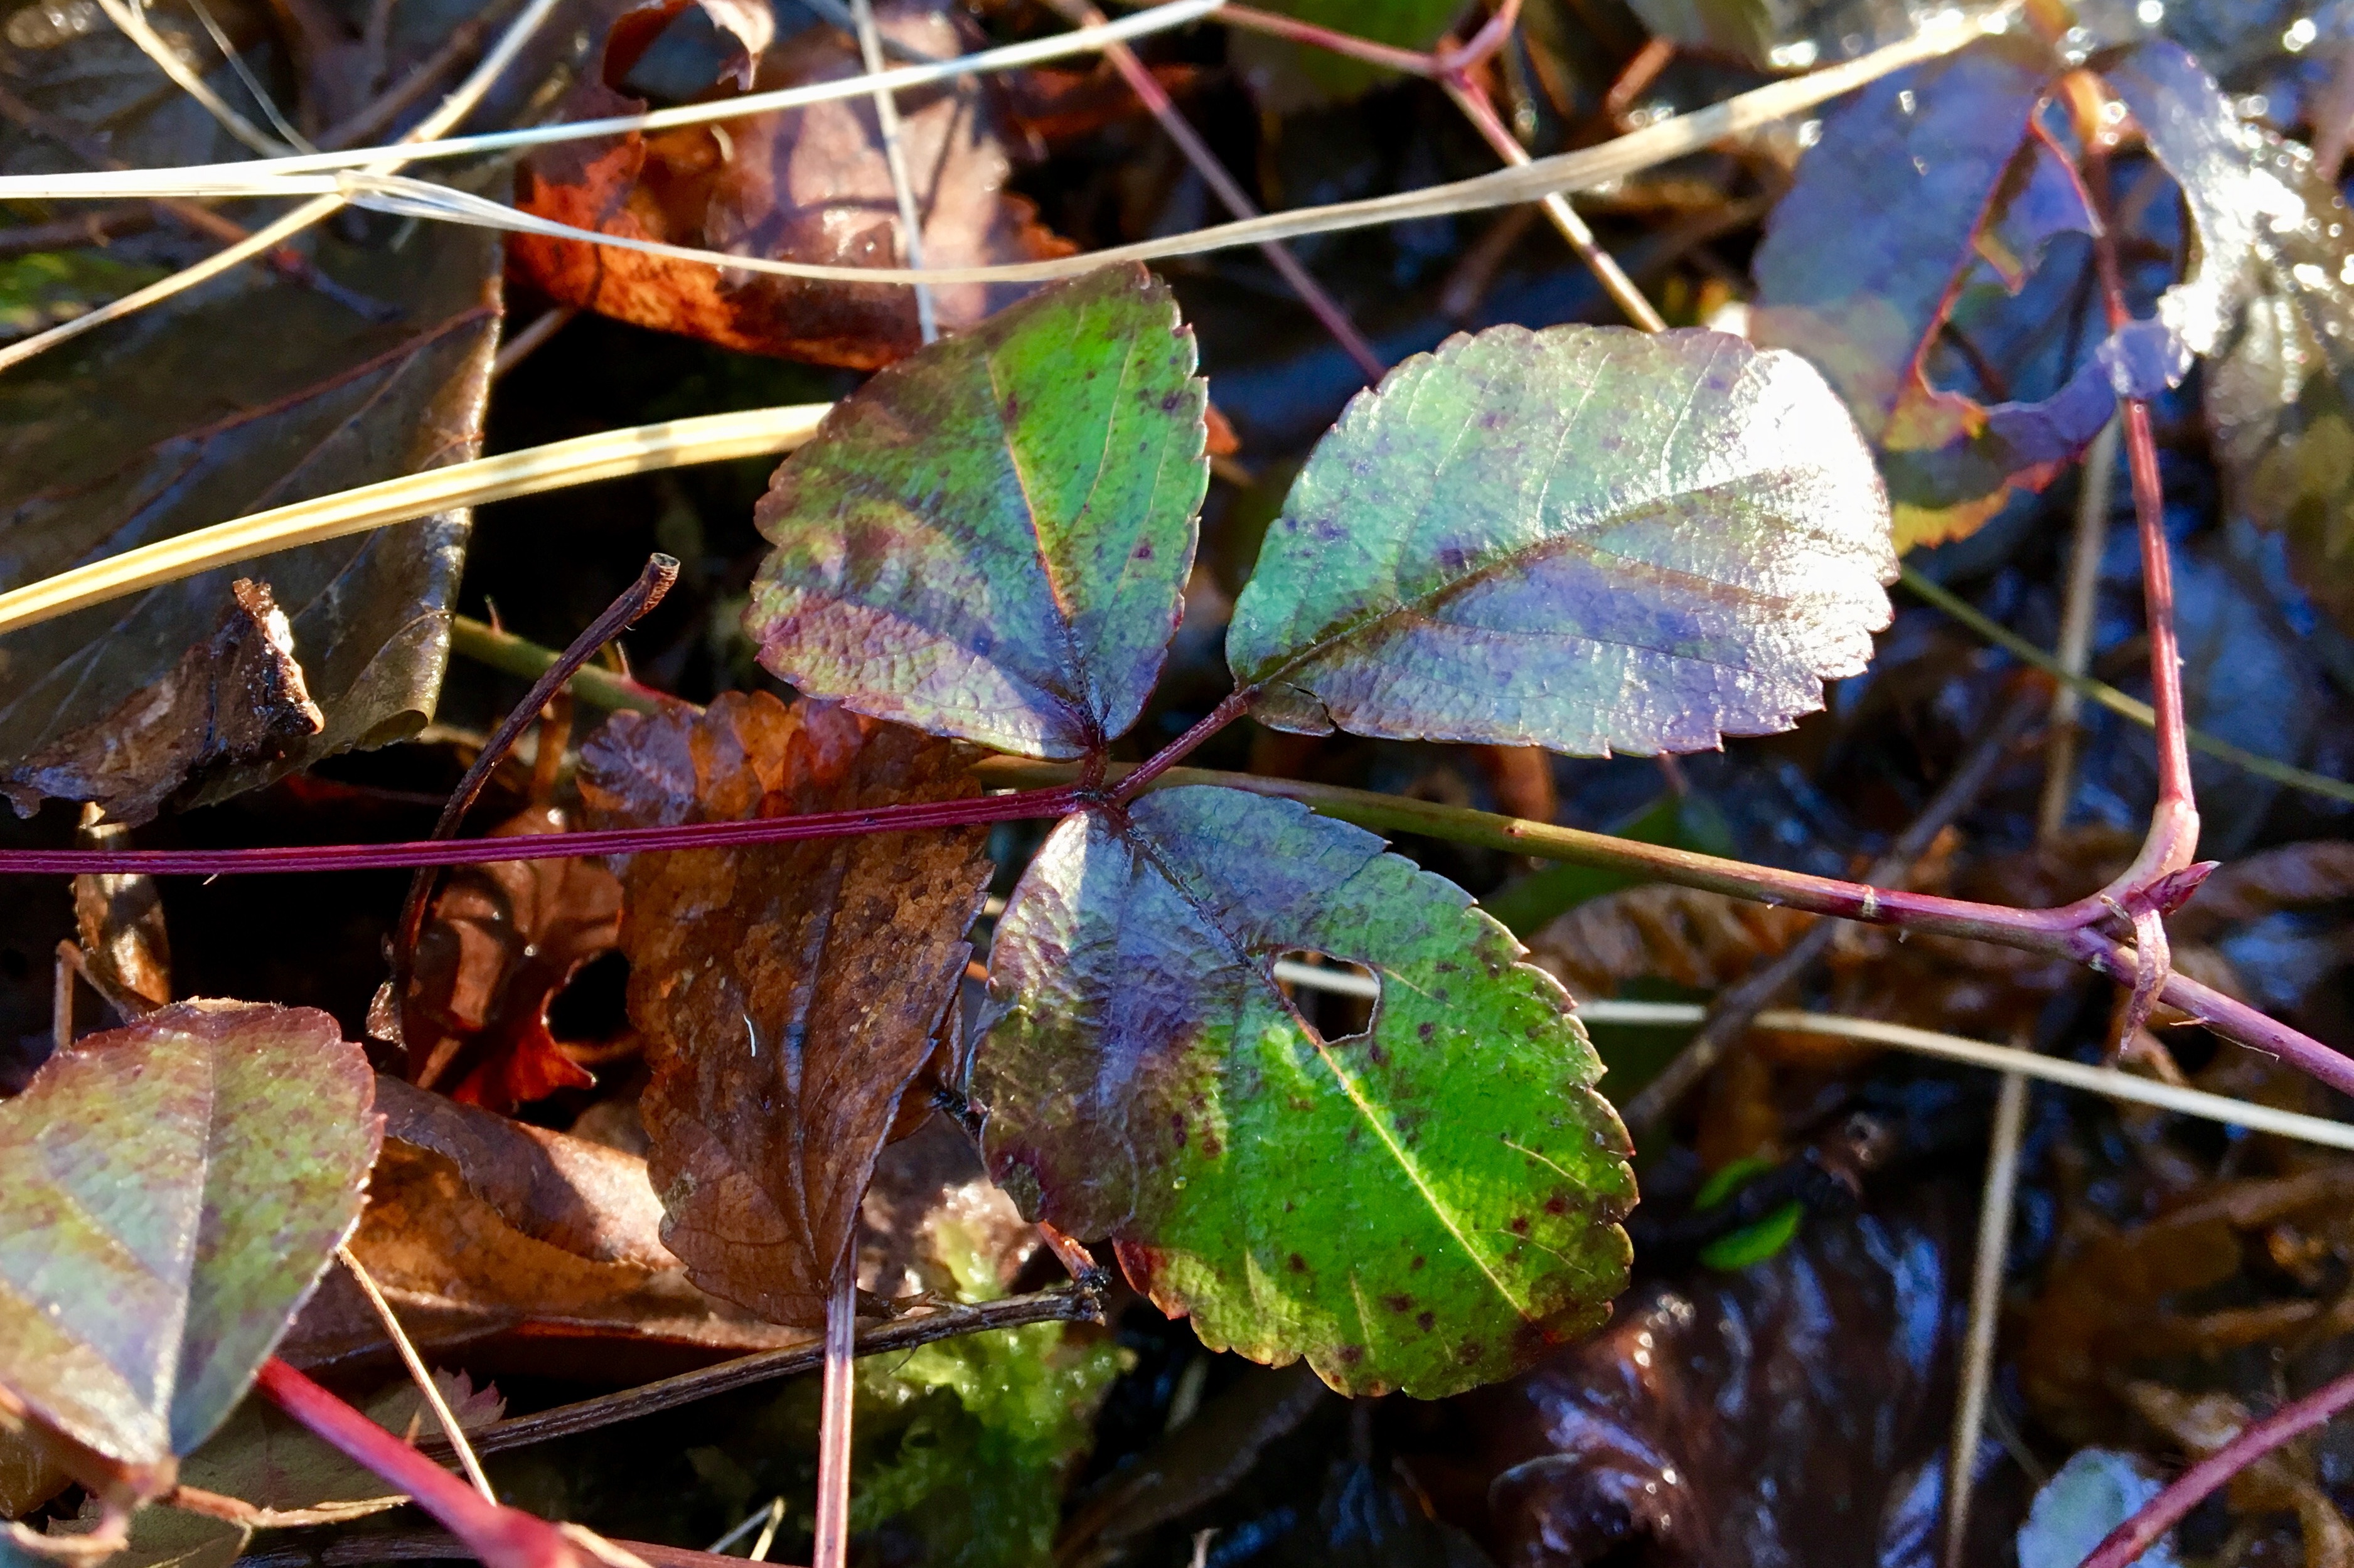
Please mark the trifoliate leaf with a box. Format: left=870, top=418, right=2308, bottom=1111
left=974, top=786, right=1634, bottom=1399
left=1224, top=324, right=1894, bottom=756
left=747, top=265, right=1207, bottom=759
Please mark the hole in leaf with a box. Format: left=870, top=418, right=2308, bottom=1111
left=1271, top=949, right=1379, bottom=1045
left=547, top=949, right=631, bottom=1043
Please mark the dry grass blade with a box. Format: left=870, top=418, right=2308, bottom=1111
left=0, top=0, right=567, bottom=373
left=335, top=1246, right=497, bottom=1504
left=93, top=0, right=289, bottom=156
left=0, top=0, right=1235, bottom=196
left=849, top=0, right=938, bottom=344
left=1561, top=1002, right=2354, bottom=1151
left=0, top=405, right=828, bottom=636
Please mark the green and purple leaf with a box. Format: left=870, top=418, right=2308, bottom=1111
left=1223, top=324, right=1895, bottom=757
left=0, top=1004, right=380, bottom=1494
left=1748, top=35, right=2139, bottom=547
left=746, top=264, right=1208, bottom=760
left=973, top=786, right=1635, bottom=1399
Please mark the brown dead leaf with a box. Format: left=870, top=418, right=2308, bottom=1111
left=578, top=691, right=993, bottom=1326
left=510, top=0, right=1073, bottom=368
left=1, top=579, right=321, bottom=826
left=375, top=1076, right=671, bottom=1269
left=400, top=804, right=624, bottom=1112
left=284, top=1138, right=811, bottom=1379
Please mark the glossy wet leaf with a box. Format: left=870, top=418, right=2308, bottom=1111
left=511, top=0, right=1071, bottom=368
left=0, top=1003, right=380, bottom=1493
left=2113, top=46, right=2354, bottom=637
left=747, top=265, right=1208, bottom=759
left=976, top=785, right=1635, bottom=1399
left=1746, top=35, right=2129, bottom=547
left=1224, top=324, right=1895, bottom=757
left=282, top=1136, right=810, bottom=1373
left=579, top=692, right=993, bottom=1325
left=0, top=15, right=499, bottom=812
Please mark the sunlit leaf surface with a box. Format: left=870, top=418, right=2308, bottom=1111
left=1226, top=324, right=1894, bottom=756
left=975, top=786, right=1634, bottom=1399
left=0, top=1003, right=379, bottom=1489
left=747, top=265, right=1207, bottom=759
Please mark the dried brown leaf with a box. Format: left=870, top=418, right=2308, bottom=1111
left=579, top=691, right=992, bottom=1326
left=1, top=581, right=321, bottom=827
left=400, top=804, right=624, bottom=1112
left=283, top=1138, right=811, bottom=1378
left=375, top=1076, right=671, bottom=1269
left=509, top=0, right=1073, bottom=368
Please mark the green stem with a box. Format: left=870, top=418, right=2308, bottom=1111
left=449, top=614, right=673, bottom=714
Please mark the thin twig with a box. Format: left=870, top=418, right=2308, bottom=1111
left=235, top=1530, right=804, bottom=1568
left=810, top=1269, right=858, bottom=1568
left=451, top=616, right=672, bottom=712
left=848, top=0, right=936, bottom=344
left=253, top=1359, right=581, bottom=1568
left=1440, top=70, right=1666, bottom=332
left=391, top=555, right=678, bottom=1016
left=1040, top=0, right=1383, bottom=381
left=0, top=405, right=828, bottom=634
left=336, top=1245, right=498, bottom=1503
left=1943, top=1065, right=2027, bottom=1568
left=414, top=1288, right=1102, bottom=1459
left=1620, top=684, right=2043, bottom=1133
left=2037, top=416, right=2119, bottom=839
left=1213, top=0, right=1522, bottom=79
left=2078, top=1365, right=2354, bottom=1568
left=491, top=305, right=577, bottom=378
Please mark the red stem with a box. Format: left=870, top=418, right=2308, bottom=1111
left=2079, top=127, right=2200, bottom=877
left=0, top=786, right=1084, bottom=875
left=254, top=1358, right=580, bottom=1568
left=1216, top=0, right=1521, bottom=79
left=810, top=1269, right=857, bottom=1568
left=1045, top=0, right=1383, bottom=381
left=1111, top=688, right=1252, bottom=802
left=2077, top=1365, right=2354, bottom=1568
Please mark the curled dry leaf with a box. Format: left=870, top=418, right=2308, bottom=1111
left=284, top=1136, right=811, bottom=1377
left=72, top=814, right=173, bottom=1021
left=579, top=691, right=993, bottom=1326
left=510, top=0, right=1072, bottom=368
left=0, top=1003, right=380, bottom=1500
left=400, top=805, right=624, bottom=1112
left=374, top=1076, right=672, bottom=1269
left=1, top=580, right=321, bottom=827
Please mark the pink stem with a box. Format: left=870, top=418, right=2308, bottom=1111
left=0, top=786, right=1084, bottom=876
left=1216, top=0, right=1521, bottom=78
left=1049, top=0, right=1384, bottom=380
left=254, top=1358, right=579, bottom=1568
left=1111, top=688, right=1253, bottom=803
left=2077, top=1365, right=2354, bottom=1568
left=810, top=1269, right=858, bottom=1568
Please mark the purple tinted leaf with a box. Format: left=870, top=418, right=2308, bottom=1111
left=1224, top=326, right=1893, bottom=757
left=1977, top=319, right=2191, bottom=469
left=747, top=265, right=1208, bottom=760
left=975, top=786, right=1634, bottom=1398
left=0, top=1004, right=381, bottom=1490
left=1752, top=35, right=2056, bottom=442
